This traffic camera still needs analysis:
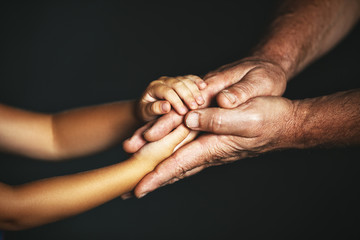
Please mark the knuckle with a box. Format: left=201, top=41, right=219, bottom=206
left=148, top=80, right=161, bottom=88
left=163, top=87, right=176, bottom=97
left=172, top=155, right=188, bottom=178
left=186, top=74, right=200, bottom=81
left=208, top=113, right=223, bottom=132
left=231, top=83, right=253, bottom=100
left=176, top=76, right=186, bottom=81
left=172, top=80, right=185, bottom=89
left=159, top=76, right=169, bottom=81
left=150, top=102, right=159, bottom=113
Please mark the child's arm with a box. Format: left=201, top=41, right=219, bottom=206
left=0, top=124, right=196, bottom=230
left=0, top=101, right=141, bottom=160
left=0, top=75, right=205, bottom=160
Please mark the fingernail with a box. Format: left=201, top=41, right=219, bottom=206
left=196, top=96, right=205, bottom=104
left=161, top=102, right=170, bottom=113
left=139, top=192, right=148, bottom=198
left=180, top=107, right=188, bottom=115
left=190, top=101, right=198, bottom=109
left=199, top=82, right=207, bottom=89
left=221, top=90, right=236, bottom=104
left=186, top=112, right=199, bottom=128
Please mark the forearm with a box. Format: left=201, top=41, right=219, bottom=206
left=252, top=0, right=360, bottom=78
left=288, top=89, right=360, bottom=148
left=0, top=100, right=141, bottom=160
left=0, top=124, right=192, bottom=230
left=0, top=157, right=153, bottom=230
left=51, top=100, right=141, bottom=160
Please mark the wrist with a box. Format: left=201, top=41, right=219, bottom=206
left=134, top=99, right=147, bottom=123
left=284, top=99, right=312, bottom=149
left=250, top=47, right=295, bottom=80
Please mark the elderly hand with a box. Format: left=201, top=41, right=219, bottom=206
left=131, top=96, right=298, bottom=198
left=205, top=57, right=287, bottom=109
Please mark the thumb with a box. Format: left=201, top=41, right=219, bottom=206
left=216, top=68, right=274, bottom=108
left=185, top=107, right=246, bottom=135
left=216, top=74, right=262, bottom=109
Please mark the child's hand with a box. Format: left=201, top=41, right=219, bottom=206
left=138, top=75, right=207, bottom=121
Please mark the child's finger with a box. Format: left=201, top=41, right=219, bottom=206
left=122, top=121, right=153, bottom=153
left=184, top=75, right=207, bottom=90
left=144, top=101, right=171, bottom=117
left=153, top=124, right=191, bottom=154
left=143, top=110, right=183, bottom=142
left=178, top=76, right=205, bottom=105
left=173, top=130, right=198, bottom=152
left=134, top=124, right=191, bottom=161
left=166, top=78, right=199, bottom=110
left=148, top=84, right=188, bottom=115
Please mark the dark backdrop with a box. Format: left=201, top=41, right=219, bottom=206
left=0, top=1, right=359, bottom=239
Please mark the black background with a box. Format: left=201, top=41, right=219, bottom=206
left=0, top=1, right=359, bottom=239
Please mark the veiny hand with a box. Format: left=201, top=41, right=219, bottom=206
left=132, top=96, right=297, bottom=198
left=204, top=57, right=288, bottom=109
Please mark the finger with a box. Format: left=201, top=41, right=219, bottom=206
left=173, top=130, right=198, bottom=152
left=144, top=100, right=171, bottom=118
left=148, top=84, right=188, bottom=115
left=201, top=64, right=258, bottom=107
left=184, top=107, right=251, bottom=135
left=181, top=77, right=205, bottom=105
left=133, top=136, right=209, bottom=198
left=216, top=75, right=255, bottom=108
left=184, top=74, right=207, bottom=90
left=143, top=110, right=183, bottom=142
left=154, top=123, right=191, bottom=153
left=216, top=68, right=274, bottom=108
left=123, top=121, right=154, bottom=153
left=166, top=78, right=198, bottom=110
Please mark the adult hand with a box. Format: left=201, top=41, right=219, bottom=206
left=204, top=57, right=287, bottom=109
left=132, top=96, right=298, bottom=198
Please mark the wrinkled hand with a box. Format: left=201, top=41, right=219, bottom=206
left=131, top=96, right=297, bottom=198
left=205, top=57, right=287, bottom=109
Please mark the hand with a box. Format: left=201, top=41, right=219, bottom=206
left=137, top=75, right=207, bottom=121
left=129, top=57, right=288, bottom=146
left=131, top=96, right=297, bottom=198
left=204, top=57, right=288, bottom=109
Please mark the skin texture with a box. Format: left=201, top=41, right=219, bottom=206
left=125, top=0, right=360, bottom=198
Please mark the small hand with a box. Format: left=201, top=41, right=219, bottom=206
left=138, top=75, right=207, bottom=121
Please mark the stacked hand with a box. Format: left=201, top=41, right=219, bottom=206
left=124, top=57, right=290, bottom=198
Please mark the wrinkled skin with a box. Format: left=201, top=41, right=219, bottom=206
left=130, top=96, right=296, bottom=198
left=205, top=57, right=287, bottom=109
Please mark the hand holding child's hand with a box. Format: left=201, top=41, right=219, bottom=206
left=138, top=75, right=207, bottom=121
